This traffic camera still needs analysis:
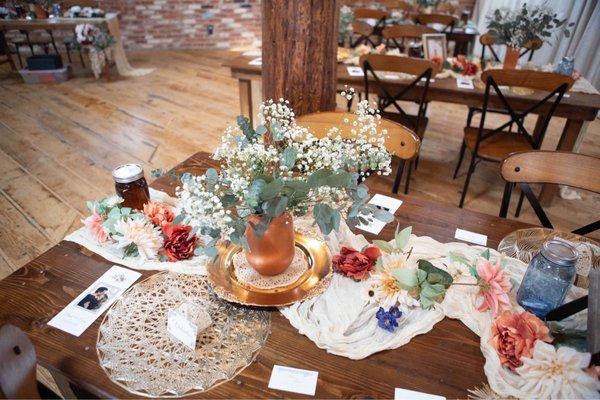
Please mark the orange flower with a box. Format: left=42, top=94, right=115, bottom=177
left=142, top=202, right=174, bottom=228
left=490, top=311, right=552, bottom=371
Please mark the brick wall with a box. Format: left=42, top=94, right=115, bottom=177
left=96, top=0, right=262, bottom=49
left=93, top=0, right=476, bottom=50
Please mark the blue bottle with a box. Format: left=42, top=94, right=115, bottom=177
left=516, top=239, right=578, bottom=318
left=555, top=57, right=575, bottom=76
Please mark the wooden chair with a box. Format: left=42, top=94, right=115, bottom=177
left=454, top=69, right=574, bottom=208
left=468, top=34, right=546, bottom=145
left=436, top=2, right=457, bottom=15
left=0, top=324, right=39, bottom=399
left=415, top=13, right=457, bottom=33
left=351, top=9, right=389, bottom=47
left=296, top=111, right=420, bottom=194
left=396, top=1, right=413, bottom=12
left=499, top=151, right=600, bottom=235
left=480, top=33, right=543, bottom=67
left=382, top=24, right=437, bottom=51
left=360, top=54, right=436, bottom=193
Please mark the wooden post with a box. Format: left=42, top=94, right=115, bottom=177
left=262, top=0, right=339, bottom=116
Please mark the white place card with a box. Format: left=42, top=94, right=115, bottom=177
left=248, top=57, right=262, bottom=66
left=456, top=77, right=474, bottom=90
left=356, top=194, right=403, bottom=235
left=347, top=66, right=364, bottom=76
left=268, top=365, right=319, bottom=396
left=167, top=309, right=197, bottom=350
left=455, top=228, right=488, bottom=246
left=48, top=265, right=141, bottom=337
left=395, top=387, right=446, bottom=400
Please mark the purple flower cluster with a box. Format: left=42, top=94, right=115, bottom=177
left=375, top=306, right=403, bottom=332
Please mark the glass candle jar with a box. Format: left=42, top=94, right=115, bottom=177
left=112, top=164, right=150, bottom=211
left=517, top=239, right=578, bottom=318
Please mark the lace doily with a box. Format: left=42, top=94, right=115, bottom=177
left=233, top=247, right=308, bottom=289
left=96, top=272, right=271, bottom=397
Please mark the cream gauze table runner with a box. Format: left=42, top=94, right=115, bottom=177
left=66, top=189, right=593, bottom=398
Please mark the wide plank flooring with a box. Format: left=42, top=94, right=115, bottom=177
left=0, top=49, right=599, bottom=280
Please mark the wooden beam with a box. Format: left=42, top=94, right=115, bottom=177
left=262, top=0, right=338, bottom=116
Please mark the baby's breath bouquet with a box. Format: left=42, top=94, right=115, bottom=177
left=177, top=93, right=393, bottom=257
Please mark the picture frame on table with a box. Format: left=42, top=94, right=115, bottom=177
left=422, top=33, right=447, bottom=61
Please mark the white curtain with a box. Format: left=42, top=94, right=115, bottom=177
left=472, top=0, right=600, bottom=89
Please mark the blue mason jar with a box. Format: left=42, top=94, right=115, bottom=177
left=517, top=239, right=578, bottom=318
left=555, top=57, right=575, bottom=76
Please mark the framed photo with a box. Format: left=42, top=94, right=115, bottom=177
left=422, top=33, right=447, bottom=61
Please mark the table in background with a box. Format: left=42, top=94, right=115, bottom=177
left=0, top=151, right=535, bottom=398
left=0, top=13, right=143, bottom=77
left=225, top=55, right=600, bottom=204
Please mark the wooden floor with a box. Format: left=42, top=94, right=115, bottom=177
left=0, top=49, right=599, bottom=280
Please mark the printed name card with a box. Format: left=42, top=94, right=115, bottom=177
left=248, top=57, right=262, bottom=66
left=356, top=194, right=403, bottom=235
left=48, top=265, right=141, bottom=337
left=268, top=365, right=319, bottom=396
left=395, top=388, right=446, bottom=400
left=167, top=308, right=198, bottom=350
left=456, top=77, right=474, bottom=89
left=454, top=228, right=488, bottom=246
left=347, top=66, right=364, bottom=76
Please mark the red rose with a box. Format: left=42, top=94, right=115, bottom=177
left=332, top=246, right=381, bottom=280
left=162, top=224, right=198, bottom=262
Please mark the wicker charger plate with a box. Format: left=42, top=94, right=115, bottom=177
left=207, top=233, right=332, bottom=307
left=96, top=272, right=271, bottom=398
left=498, top=228, right=599, bottom=288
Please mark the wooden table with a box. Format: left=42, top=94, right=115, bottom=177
left=0, top=151, right=535, bottom=398
left=0, top=14, right=143, bottom=78
left=224, top=55, right=600, bottom=204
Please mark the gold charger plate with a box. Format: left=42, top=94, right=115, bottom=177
left=498, top=228, right=599, bottom=288
left=207, top=233, right=332, bottom=307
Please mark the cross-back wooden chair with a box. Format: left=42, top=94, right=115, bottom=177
left=469, top=34, right=546, bottom=142
left=351, top=9, right=389, bottom=47
left=296, top=111, right=421, bottom=194
left=480, top=33, right=543, bottom=67
left=396, top=1, right=413, bottom=12
left=360, top=54, right=436, bottom=192
left=454, top=69, right=574, bottom=208
left=415, top=13, right=457, bottom=33
left=382, top=24, right=437, bottom=51
left=499, top=151, right=600, bottom=235
left=435, top=2, right=457, bottom=15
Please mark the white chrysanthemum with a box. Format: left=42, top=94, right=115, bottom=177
left=368, top=252, right=420, bottom=309
left=114, top=218, right=163, bottom=260
left=515, top=341, right=600, bottom=399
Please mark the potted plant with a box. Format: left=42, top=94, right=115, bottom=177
left=177, top=97, right=393, bottom=276
left=486, top=4, right=572, bottom=69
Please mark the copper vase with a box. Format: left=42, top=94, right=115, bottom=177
left=503, top=46, right=520, bottom=69
left=245, top=212, right=295, bottom=276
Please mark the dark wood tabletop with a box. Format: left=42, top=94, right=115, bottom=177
left=0, top=151, right=535, bottom=398
left=225, top=55, right=600, bottom=121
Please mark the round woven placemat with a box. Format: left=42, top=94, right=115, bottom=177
left=498, top=228, right=599, bottom=288
left=96, top=272, right=271, bottom=398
